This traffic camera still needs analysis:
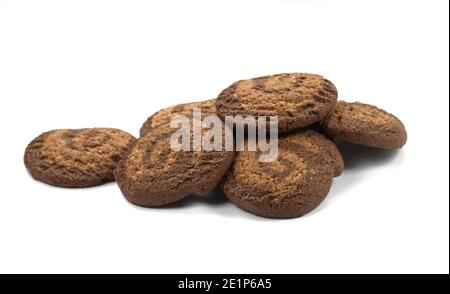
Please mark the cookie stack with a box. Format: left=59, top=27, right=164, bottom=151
left=24, top=73, right=407, bottom=219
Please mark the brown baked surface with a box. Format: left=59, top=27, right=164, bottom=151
left=307, top=132, right=344, bottom=177
left=117, top=116, right=235, bottom=207
left=321, top=101, right=407, bottom=149
left=222, top=129, right=337, bottom=219
left=140, top=99, right=217, bottom=137
left=216, top=73, right=338, bottom=133
left=24, top=128, right=136, bottom=188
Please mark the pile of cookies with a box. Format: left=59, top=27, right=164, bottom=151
left=24, top=73, right=407, bottom=219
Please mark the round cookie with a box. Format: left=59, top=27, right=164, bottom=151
left=320, top=101, right=407, bottom=149
left=222, top=130, right=337, bottom=219
left=24, top=128, right=136, bottom=188
left=140, top=99, right=217, bottom=137
left=116, top=119, right=235, bottom=207
left=216, top=73, right=338, bottom=133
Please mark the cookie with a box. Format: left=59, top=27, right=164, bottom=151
left=116, top=118, right=235, bottom=207
left=309, top=134, right=344, bottom=177
left=216, top=73, right=338, bottom=133
left=320, top=101, right=407, bottom=149
left=140, top=99, right=217, bottom=137
left=330, top=143, right=345, bottom=177
left=24, top=128, right=136, bottom=188
left=222, top=130, right=337, bottom=219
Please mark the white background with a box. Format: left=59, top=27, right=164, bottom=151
left=0, top=0, right=448, bottom=274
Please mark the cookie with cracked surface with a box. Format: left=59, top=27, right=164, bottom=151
left=216, top=73, right=338, bottom=133
left=222, top=130, right=337, bottom=219
left=116, top=120, right=235, bottom=207
left=24, top=128, right=137, bottom=188
left=140, top=99, right=217, bottom=137
left=320, top=101, right=407, bottom=149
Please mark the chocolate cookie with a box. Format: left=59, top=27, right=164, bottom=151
left=24, top=128, right=136, bottom=188
left=331, top=144, right=345, bottom=177
left=320, top=101, right=407, bottom=149
left=222, top=130, right=337, bottom=219
left=140, top=99, right=217, bottom=137
left=216, top=73, right=338, bottom=133
left=308, top=133, right=344, bottom=177
left=116, top=119, right=235, bottom=207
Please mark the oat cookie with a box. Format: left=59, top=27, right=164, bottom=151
left=216, top=73, right=338, bottom=133
left=222, top=130, right=338, bottom=219
left=320, top=101, right=407, bottom=149
left=24, top=128, right=136, bottom=188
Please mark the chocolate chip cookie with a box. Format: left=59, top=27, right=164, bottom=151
left=116, top=119, right=235, bottom=207
left=24, top=128, right=136, bottom=188
left=222, top=130, right=338, bottom=219
left=216, top=73, right=338, bottom=133
left=320, top=101, right=407, bottom=149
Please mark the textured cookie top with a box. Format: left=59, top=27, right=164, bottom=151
left=222, top=130, right=337, bottom=218
left=321, top=101, right=407, bottom=149
left=140, top=99, right=217, bottom=137
left=24, top=128, right=136, bottom=187
left=216, top=73, right=338, bottom=133
left=298, top=130, right=344, bottom=177
left=116, top=120, right=235, bottom=207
